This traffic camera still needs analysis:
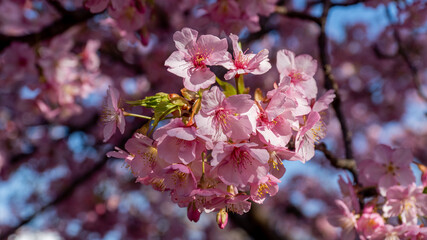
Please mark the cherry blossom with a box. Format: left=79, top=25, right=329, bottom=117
left=153, top=118, right=209, bottom=165
left=276, top=49, right=318, bottom=99
left=102, top=86, right=125, bottom=142
left=224, top=33, right=271, bottom=80
left=358, top=144, right=416, bottom=195
left=382, top=184, right=427, bottom=225
left=165, top=28, right=231, bottom=91
left=194, top=86, right=257, bottom=142
left=211, top=142, right=269, bottom=186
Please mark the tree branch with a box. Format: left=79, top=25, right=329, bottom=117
left=315, top=143, right=358, bottom=181
left=308, top=0, right=368, bottom=8
left=317, top=0, right=354, bottom=162
left=46, top=0, right=69, bottom=16
left=0, top=7, right=96, bottom=52
left=276, top=6, right=321, bottom=25
left=230, top=204, right=291, bottom=240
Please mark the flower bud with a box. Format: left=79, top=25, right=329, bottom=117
left=416, top=163, right=427, bottom=187
left=216, top=208, right=228, bottom=229
left=187, top=201, right=201, bottom=222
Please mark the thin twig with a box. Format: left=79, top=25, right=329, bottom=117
left=384, top=7, right=427, bottom=102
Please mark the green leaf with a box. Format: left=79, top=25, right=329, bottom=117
left=236, top=75, right=246, bottom=94
left=216, top=77, right=237, bottom=97
left=152, top=101, right=176, bottom=125
left=127, top=93, right=169, bottom=108
left=423, top=187, right=427, bottom=194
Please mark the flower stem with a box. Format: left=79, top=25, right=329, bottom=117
left=123, top=111, right=152, bottom=120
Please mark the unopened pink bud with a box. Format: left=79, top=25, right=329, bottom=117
left=187, top=201, right=201, bottom=222
left=416, top=163, right=427, bottom=187
left=216, top=208, right=228, bottom=229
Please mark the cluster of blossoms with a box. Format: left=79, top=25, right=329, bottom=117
left=1, top=33, right=109, bottom=120
left=84, top=0, right=278, bottom=44
left=330, top=144, right=427, bottom=239
left=105, top=28, right=335, bottom=228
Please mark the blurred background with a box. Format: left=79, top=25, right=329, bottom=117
left=0, top=0, right=426, bottom=239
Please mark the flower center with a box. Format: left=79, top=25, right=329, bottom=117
left=289, top=70, right=305, bottom=83
left=231, top=147, right=253, bottom=172
left=214, top=108, right=232, bottom=131
left=235, top=52, right=250, bottom=69
left=193, top=53, right=207, bottom=68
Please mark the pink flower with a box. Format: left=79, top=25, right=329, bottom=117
left=162, top=164, right=197, bottom=197
left=85, top=0, right=109, bottom=13
left=276, top=49, right=318, bottom=99
left=371, top=225, right=405, bottom=240
left=137, top=173, right=166, bottom=192
left=194, top=86, right=257, bottom=142
left=356, top=209, right=384, bottom=240
left=107, top=133, right=166, bottom=178
left=224, top=33, right=271, bottom=80
left=338, top=174, right=360, bottom=213
left=81, top=39, right=101, bottom=72
left=211, top=142, right=269, bottom=187
left=165, top=28, right=231, bottom=92
left=266, top=149, right=288, bottom=178
left=382, top=184, right=427, bottom=225
left=210, top=192, right=252, bottom=215
left=207, top=0, right=261, bottom=33
left=102, top=86, right=125, bottom=142
left=328, top=200, right=357, bottom=240
left=108, top=0, right=145, bottom=32
left=244, top=0, right=278, bottom=16
left=358, top=144, right=416, bottom=195
left=312, top=90, right=336, bottom=112
left=255, top=91, right=294, bottom=148
left=403, top=225, right=427, bottom=239
left=249, top=174, right=280, bottom=204
left=294, top=111, right=324, bottom=163
left=153, top=118, right=210, bottom=165
left=1, top=43, right=37, bottom=83
left=266, top=77, right=312, bottom=117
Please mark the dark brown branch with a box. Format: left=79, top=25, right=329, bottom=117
left=308, top=0, right=367, bottom=8
left=276, top=7, right=321, bottom=25
left=373, top=43, right=398, bottom=59
left=331, top=0, right=367, bottom=7
left=46, top=0, right=69, bottom=16
left=317, top=0, right=354, bottom=162
left=230, top=204, right=291, bottom=240
left=357, top=186, right=377, bottom=198
left=315, top=143, right=358, bottom=181
left=0, top=8, right=96, bottom=52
